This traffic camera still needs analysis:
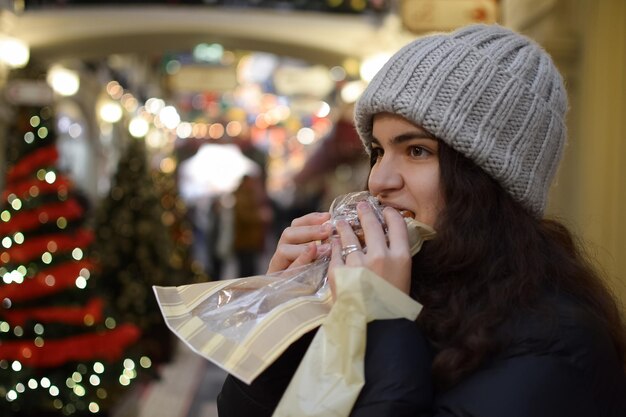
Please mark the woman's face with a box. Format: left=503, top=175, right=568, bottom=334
left=368, top=113, right=445, bottom=227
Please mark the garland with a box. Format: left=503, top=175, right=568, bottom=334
left=6, top=145, right=59, bottom=183
left=0, top=297, right=103, bottom=326
left=0, top=323, right=141, bottom=367
left=2, top=176, right=72, bottom=201
left=0, top=260, right=94, bottom=302
left=4, top=229, right=94, bottom=264
left=0, top=199, right=84, bottom=235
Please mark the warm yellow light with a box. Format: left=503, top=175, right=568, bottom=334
left=99, top=101, right=123, bottom=123
left=47, top=65, right=80, bottom=96
left=158, top=106, right=180, bottom=130
left=0, top=37, right=29, bottom=68
left=129, top=117, right=149, bottom=138
left=145, top=97, right=165, bottom=114
left=176, top=122, right=192, bottom=139
left=226, top=121, right=242, bottom=137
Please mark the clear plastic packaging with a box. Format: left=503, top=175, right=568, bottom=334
left=153, top=191, right=434, bottom=384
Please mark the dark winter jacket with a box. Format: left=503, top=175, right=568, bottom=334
left=217, top=293, right=626, bottom=417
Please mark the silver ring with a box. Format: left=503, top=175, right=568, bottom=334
left=341, top=244, right=361, bottom=260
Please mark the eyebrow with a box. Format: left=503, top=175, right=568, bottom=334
left=371, top=130, right=438, bottom=147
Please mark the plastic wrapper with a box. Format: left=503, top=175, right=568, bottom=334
left=153, top=191, right=435, bottom=385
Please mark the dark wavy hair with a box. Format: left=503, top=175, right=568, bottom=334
left=408, top=141, right=626, bottom=389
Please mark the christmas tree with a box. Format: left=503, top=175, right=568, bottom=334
left=90, top=138, right=188, bottom=366
left=0, top=105, right=146, bottom=416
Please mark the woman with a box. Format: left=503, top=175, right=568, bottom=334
left=218, top=24, right=626, bottom=416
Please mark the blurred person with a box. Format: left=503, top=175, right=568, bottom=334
left=232, top=174, right=272, bottom=277
left=218, top=24, right=626, bottom=416
left=206, top=194, right=228, bottom=279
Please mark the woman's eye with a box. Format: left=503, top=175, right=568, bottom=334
left=409, top=146, right=430, bottom=158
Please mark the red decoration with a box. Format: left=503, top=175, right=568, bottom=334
left=0, top=260, right=94, bottom=302
left=0, top=199, right=84, bottom=235
left=5, top=229, right=94, bottom=264
left=0, top=323, right=141, bottom=367
left=1, top=297, right=104, bottom=326
left=6, top=145, right=59, bottom=183
left=2, top=176, right=73, bottom=201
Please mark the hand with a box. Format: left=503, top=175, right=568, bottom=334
left=267, top=212, right=332, bottom=274
left=328, top=202, right=412, bottom=296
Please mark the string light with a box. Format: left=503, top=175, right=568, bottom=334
left=10, top=198, right=22, bottom=210
left=37, top=126, right=49, bottom=139
left=24, top=132, right=35, bottom=143
left=75, top=276, right=87, bottom=289
left=34, top=323, right=44, bottom=335
left=13, top=232, right=24, bottom=244
left=93, top=363, right=104, bottom=374
left=71, top=248, right=83, bottom=260
left=41, top=252, right=53, bottom=264
left=44, top=171, right=57, bottom=184
left=139, top=356, right=152, bottom=369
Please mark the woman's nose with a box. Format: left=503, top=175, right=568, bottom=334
left=368, top=156, right=403, bottom=195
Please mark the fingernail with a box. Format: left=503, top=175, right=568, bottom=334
left=317, top=243, right=330, bottom=255
left=357, top=201, right=369, bottom=211
left=337, top=220, right=349, bottom=229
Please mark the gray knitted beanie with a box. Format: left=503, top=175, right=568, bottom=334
left=354, top=24, right=568, bottom=216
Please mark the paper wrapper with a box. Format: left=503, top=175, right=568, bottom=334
left=272, top=267, right=422, bottom=417
left=153, top=191, right=435, bottom=385
left=153, top=259, right=332, bottom=384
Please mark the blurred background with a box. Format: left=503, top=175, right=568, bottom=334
left=0, top=0, right=624, bottom=416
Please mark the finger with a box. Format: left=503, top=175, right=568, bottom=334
left=356, top=201, right=387, bottom=249
left=335, top=220, right=366, bottom=267
left=290, top=212, right=331, bottom=227
left=267, top=243, right=313, bottom=273
left=327, top=237, right=343, bottom=300
left=279, top=222, right=332, bottom=246
left=335, top=220, right=362, bottom=249
left=384, top=207, right=410, bottom=253
left=286, top=242, right=319, bottom=271
left=329, top=236, right=344, bottom=268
